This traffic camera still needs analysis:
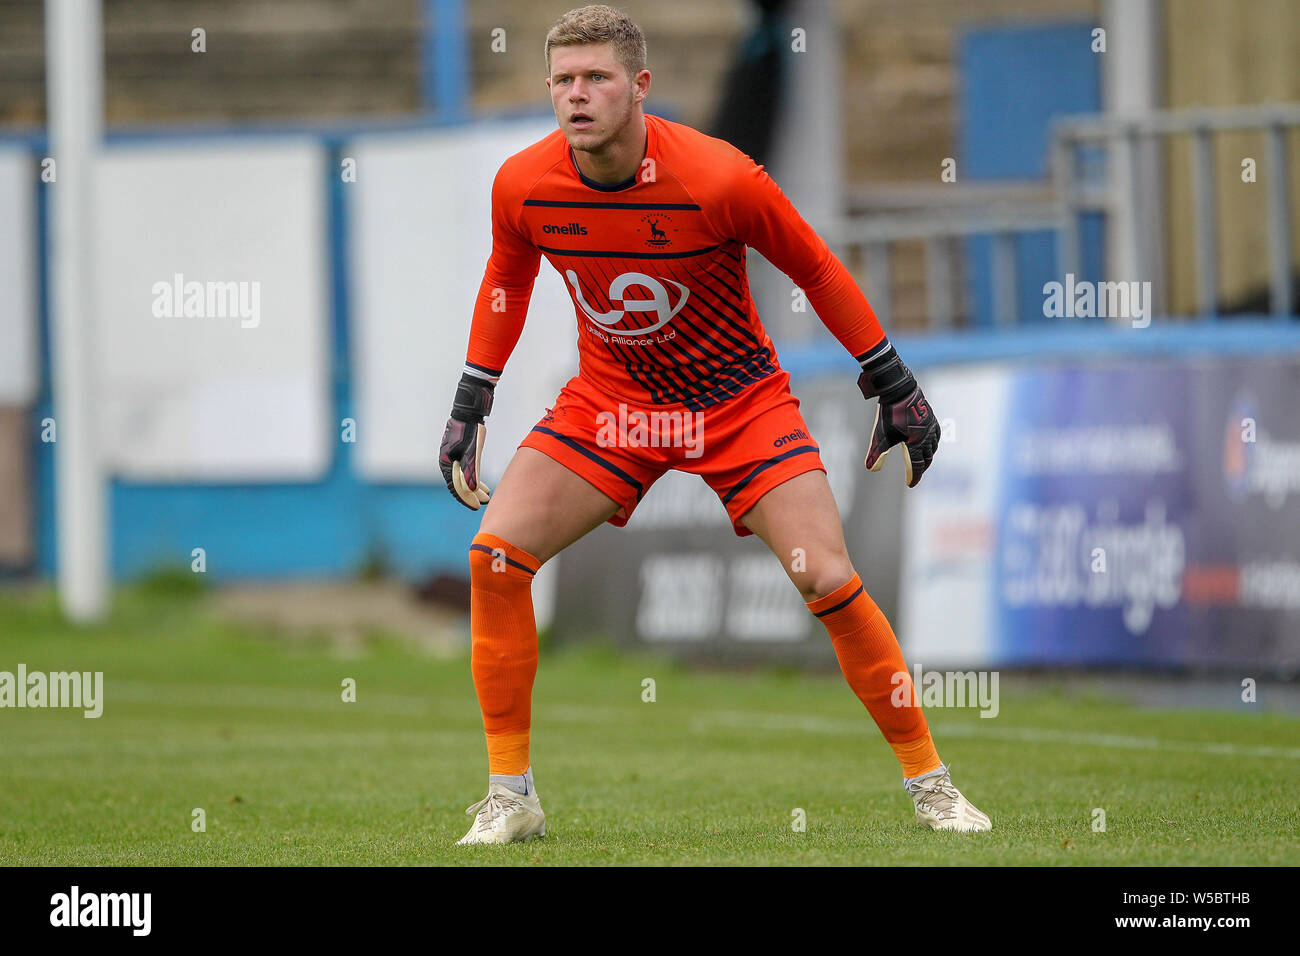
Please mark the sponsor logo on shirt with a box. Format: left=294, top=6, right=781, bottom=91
left=567, top=270, right=690, bottom=337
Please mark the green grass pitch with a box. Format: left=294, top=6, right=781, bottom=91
left=1, top=586, right=1296, bottom=866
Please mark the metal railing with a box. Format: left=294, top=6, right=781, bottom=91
left=827, top=189, right=1062, bottom=328
left=829, top=103, right=1300, bottom=330
left=1054, top=102, right=1299, bottom=322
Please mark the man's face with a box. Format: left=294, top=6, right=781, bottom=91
left=547, top=42, right=646, bottom=153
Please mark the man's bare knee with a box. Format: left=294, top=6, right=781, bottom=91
left=796, top=553, right=856, bottom=603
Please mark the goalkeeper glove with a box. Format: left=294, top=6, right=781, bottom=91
left=857, top=345, right=940, bottom=487
left=439, top=372, right=494, bottom=510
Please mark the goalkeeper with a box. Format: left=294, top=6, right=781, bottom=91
left=440, top=4, right=990, bottom=844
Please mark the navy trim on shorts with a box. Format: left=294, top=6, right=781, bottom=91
left=469, top=543, right=537, bottom=576
left=812, top=584, right=865, bottom=618
left=721, top=445, right=821, bottom=505
left=530, top=425, right=646, bottom=501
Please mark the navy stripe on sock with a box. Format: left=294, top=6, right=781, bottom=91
left=469, top=543, right=536, bottom=576
left=812, top=584, right=865, bottom=618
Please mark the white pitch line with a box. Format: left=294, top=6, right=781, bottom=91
left=934, top=723, right=1300, bottom=761
left=692, top=709, right=1300, bottom=760
left=23, top=689, right=1296, bottom=761
left=104, top=680, right=433, bottom=715
left=0, top=729, right=470, bottom=760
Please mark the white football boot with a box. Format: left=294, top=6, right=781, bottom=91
left=906, top=764, right=992, bottom=832
left=456, top=782, right=546, bottom=845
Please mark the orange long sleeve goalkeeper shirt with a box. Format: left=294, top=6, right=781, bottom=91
left=462, top=112, right=889, bottom=410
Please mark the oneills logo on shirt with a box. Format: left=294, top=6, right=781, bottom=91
left=566, top=270, right=690, bottom=336
left=543, top=222, right=588, bottom=235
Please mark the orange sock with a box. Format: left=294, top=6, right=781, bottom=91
left=468, top=532, right=541, bottom=775
left=807, top=574, right=942, bottom=779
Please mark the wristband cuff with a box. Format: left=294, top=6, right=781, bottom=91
left=452, top=371, right=495, bottom=420
left=856, top=347, right=916, bottom=405
left=463, top=361, right=502, bottom=387
left=855, top=339, right=896, bottom=370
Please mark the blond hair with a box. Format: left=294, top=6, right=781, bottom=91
left=544, top=5, right=647, bottom=82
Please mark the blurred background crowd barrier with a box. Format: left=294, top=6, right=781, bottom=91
left=0, top=0, right=1297, bottom=673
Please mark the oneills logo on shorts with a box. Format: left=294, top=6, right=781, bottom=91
left=566, top=270, right=690, bottom=336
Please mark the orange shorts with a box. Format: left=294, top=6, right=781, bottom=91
left=518, top=369, right=825, bottom=537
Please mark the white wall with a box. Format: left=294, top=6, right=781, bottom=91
left=92, top=139, right=331, bottom=480
left=0, top=148, right=37, bottom=405
left=347, top=118, right=579, bottom=486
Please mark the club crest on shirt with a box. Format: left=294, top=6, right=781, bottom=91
left=641, top=214, right=674, bottom=248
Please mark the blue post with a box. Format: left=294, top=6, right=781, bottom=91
left=423, top=0, right=469, bottom=123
